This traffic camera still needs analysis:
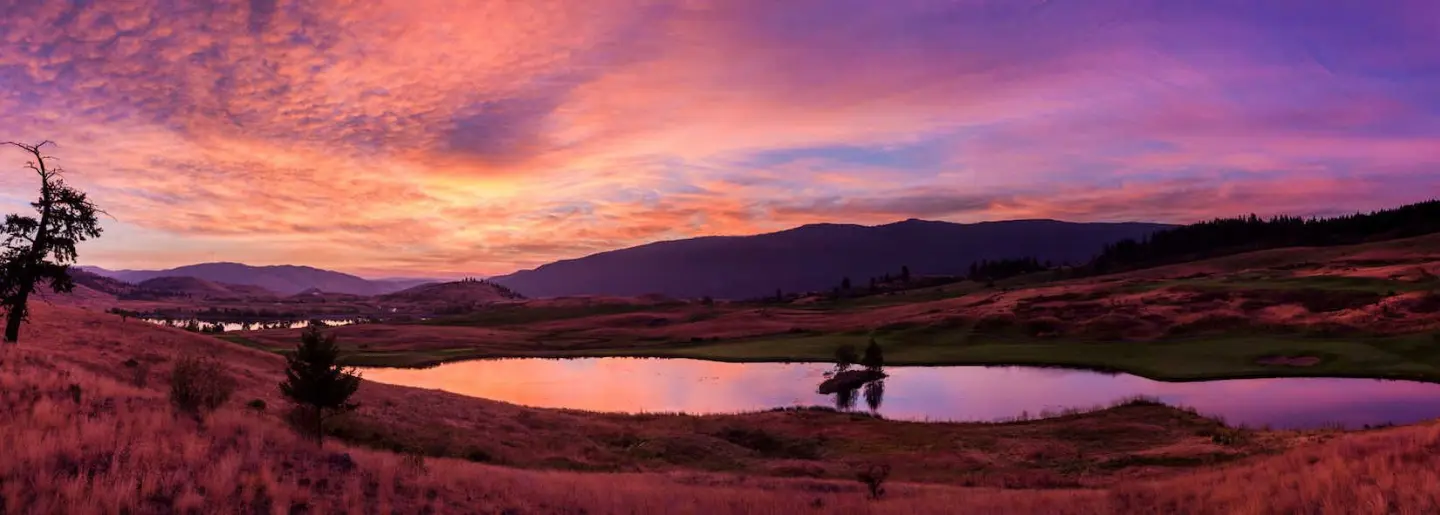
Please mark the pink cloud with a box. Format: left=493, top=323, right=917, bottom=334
left=0, top=0, right=1436, bottom=275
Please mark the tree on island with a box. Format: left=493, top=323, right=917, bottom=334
left=280, top=325, right=362, bottom=445
left=834, top=343, right=859, bottom=372
left=861, top=337, right=885, bottom=370
left=0, top=141, right=104, bottom=343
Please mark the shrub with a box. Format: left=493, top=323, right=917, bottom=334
left=168, top=355, right=236, bottom=418
left=128, top=360, right=150, bottom=388
left=403, top=450, right=428, bottom=473
left=712, top=427, right=824, bottom=460
left=856, top=463, right=891, bottom=500
left=1207, top=428, right=1250, bottom=446
left=246, top=399, right=268, bottom=412
left=1022, top=316, right=1065, bottom=336
left=67, top=384, right=82, bottom=403
left=463, top=448, right=494, bottom=463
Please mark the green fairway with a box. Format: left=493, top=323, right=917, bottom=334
left=612, top=331, right=1440, bottom=382
left=235, top=320, right=1440, bottom=382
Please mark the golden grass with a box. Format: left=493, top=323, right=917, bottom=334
left=13, top=305, right=1281, bottom=489
left=7, top=344, right=1082, bottom=514
left=8, top=304, right=1440, bottom=513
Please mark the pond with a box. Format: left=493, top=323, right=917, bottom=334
left=141, top=318, right=361, bottom=332
left=358, top=357, right=1440, bottom=429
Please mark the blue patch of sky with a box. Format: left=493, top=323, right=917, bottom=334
left=738, top=140, right=946, bottom=172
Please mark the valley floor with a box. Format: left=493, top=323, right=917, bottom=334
left=6, top=305, right=1440, bottom=513
left=226, top=233, right=1440, bottom=383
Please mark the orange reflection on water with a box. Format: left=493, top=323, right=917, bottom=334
left=360, top=358, right=1440, bottom=428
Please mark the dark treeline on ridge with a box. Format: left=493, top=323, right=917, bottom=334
left=1090, top=199, right=1440, bottom=273
left=968, top=257, right=1050, bottom=282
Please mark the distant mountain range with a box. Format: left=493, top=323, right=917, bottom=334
left=489, top=219, right=1171, bottom=299
left=77, top=263, right=436, bottom=296
left=76, top=218, right=1168, bottom=300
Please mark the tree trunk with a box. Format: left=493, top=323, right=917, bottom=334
left=3, top=283, right=31, bottom=343
left=315, top=408, right=325, bottom=447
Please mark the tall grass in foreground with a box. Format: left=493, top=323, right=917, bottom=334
left=8, top=330, right=1440, bottom=513
left=0, top=345, right=1091, bottom=514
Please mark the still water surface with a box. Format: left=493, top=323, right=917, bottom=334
left=360, top=357, right=1440, bottom=429
left=141, top=318, right=360, bottom=332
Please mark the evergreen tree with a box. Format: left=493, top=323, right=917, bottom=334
left=841, top=277, right=852, bottom=290
left=280, top=325, right=362, bottom=445
left=0, top=141, right=104, bottom=343
left=900, top=265, right=911, bottom=282
left=861, top=338, right=884, bottom=370
left=1088, top=199, right=1440, bottom=274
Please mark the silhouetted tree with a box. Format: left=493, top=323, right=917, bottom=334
left=968, top=257, right=1046, bottom=282
left=861, top=338, right=884, bottom=370
left=834, top=343, right=859, bottom=371
left=841, top=277, right=852, bottom=290
left=0, top=141, right=103, bottom=343
left=900, top=265, right=911, bottom=282
left=1088, top=200, right=1440, bottom=274
left=280, top=325, right=361, bottom=445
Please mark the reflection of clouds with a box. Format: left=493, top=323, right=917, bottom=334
left=361, top=359, right=1440, bottom=428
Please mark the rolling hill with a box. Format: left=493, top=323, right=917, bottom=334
left=79, top=263, right=433, bottom=296
left=377, top=280, right=525, bottom=311
left=133, top=276, right=278, bottom=298
left=489, top=218, right=1170, bottom=299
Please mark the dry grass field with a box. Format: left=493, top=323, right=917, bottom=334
left=6, top=304, right=1440, bottom=513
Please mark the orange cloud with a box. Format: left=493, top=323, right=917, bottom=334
left=0, top=0, right=1437, bottom=276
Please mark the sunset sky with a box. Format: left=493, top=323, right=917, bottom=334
left=1, top=0, right=1438, bottom=278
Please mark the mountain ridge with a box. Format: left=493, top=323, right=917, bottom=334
left=78, top=263, right=435, bottom=296
left=490, top=218, right=1173, bottom=299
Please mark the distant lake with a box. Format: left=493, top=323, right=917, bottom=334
left=141, top=318, right=361, bottom=332
left=359, top=357, right=1440, bottom=429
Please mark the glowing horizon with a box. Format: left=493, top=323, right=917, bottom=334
left=2, top=1, right=1438, bottom=277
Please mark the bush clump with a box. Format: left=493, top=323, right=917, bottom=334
left=856, top=463, right=891, bottom=500
left=712, top=427, right=824, bottom=460
left=168, top=355, right=236, bottom=418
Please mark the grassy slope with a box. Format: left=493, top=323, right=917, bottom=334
left=21, top=305, right=1294, bottom=488
left=223, top=232, right=1440, bottom=380
left=11, top=305, right=1440, bottom=513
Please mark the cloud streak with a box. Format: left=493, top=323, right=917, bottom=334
left=0, top=0, right=1437, bottom=276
